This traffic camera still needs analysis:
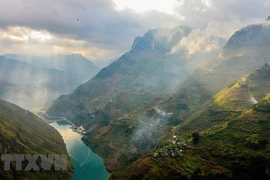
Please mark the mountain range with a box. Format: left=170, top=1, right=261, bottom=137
left=46, top=19, right=270, bottom=179
left=0, top=54, right=99, bottom=109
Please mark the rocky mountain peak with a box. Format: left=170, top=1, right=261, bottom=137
left=131, top=26, right=191, bottom=51
left=131, top=29, right=164, bottom=51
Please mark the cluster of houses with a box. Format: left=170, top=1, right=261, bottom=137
left=153, top=135, right=187, bottom=158
left=71, top=125, right=86, bottom=134
left=239, top=79, right=248, bottom=88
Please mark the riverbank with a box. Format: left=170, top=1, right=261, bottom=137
left=50, top=122, right=109, bottom=180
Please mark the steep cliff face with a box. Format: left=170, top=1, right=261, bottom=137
left=132, top=26, right=191, bottom=51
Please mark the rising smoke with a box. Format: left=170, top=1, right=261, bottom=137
left=131, top=107, right=173, bottom=149
left=250, top=96, right=258, bottom=104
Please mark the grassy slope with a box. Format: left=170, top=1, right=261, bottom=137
left=0, top=99, right=73, bottom=180
left=110, top=64, right=270, bottom=179
left=110, top=109, right=270, bottom=180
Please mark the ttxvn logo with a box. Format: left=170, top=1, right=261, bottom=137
left=1, top=154, right=68, bottom=171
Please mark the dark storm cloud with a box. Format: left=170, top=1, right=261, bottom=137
left=0, top=0, right=181, bottom=51
left=0, top=0, right=270, bottom=60
left=0, top=0, right=136, bottom=47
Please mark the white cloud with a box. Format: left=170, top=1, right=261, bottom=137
left=202, top=0, right=213, bottom=8
left=171, top=27, right=222, bottom=55
left=265, top=0, right=270, bottom=7
left=0, top=26, right=121, bottom=61
left=0, top=0, right=270, bottom=61
left=113, top=0, right=179, bottom=14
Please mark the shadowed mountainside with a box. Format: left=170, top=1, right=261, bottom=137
left=0, top=99, right=73, bottom=179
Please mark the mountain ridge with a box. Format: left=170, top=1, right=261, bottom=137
left=224, top=22, right=270, bottom=49
left=0, top=54, right=99, bottom=110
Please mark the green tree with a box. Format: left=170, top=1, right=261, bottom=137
left=192, top=132, right=200, bottom=144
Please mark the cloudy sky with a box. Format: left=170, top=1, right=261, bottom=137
left=0, top=0, right=270, bottom=67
